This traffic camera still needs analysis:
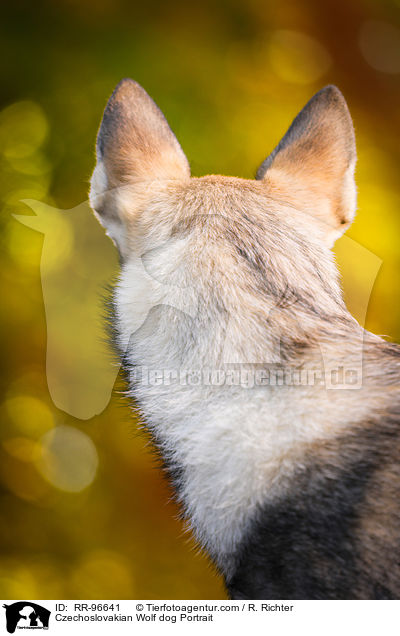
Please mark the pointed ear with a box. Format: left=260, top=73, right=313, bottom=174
left=96, top=78, right=190, bottom=185
left=256, top=86, right=356, bottom=246
left=90, top=79, right=190, bottom=256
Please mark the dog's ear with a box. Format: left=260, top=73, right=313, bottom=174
left=256, top=86, right=356, bottom=246
left=90, top=79, right=190, bottom=256
left=96, top=78, right=190, bottom=185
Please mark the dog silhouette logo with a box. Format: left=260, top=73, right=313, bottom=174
left=2, top=602, right=50, bottom=633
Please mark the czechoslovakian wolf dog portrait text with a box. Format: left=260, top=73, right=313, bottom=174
left=89, top=79, right=400, bottom=600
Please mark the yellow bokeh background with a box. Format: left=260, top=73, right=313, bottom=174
left=1, top=0, right=400, bottom=599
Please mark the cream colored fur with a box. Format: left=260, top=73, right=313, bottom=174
left=89, top=81, right=399, bottom=576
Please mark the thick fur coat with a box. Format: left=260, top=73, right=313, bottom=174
left=90, top=79, right=400, bottom=599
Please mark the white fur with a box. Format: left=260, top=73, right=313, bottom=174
left=89, top=161, right=130, bottom=256
left=114, top=239, right=377, bottom=577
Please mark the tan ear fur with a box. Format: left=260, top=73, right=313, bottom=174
left=90, top=79, right=190, bottom=257
left=96, top=78, right=190, bottom=186
left=256, top=86, right=357, bottom=246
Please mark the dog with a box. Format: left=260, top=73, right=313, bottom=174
left=89, top=79, right=400, bottom=599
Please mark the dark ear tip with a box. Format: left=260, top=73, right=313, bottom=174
left=320, top=84, right=343, bottom=95
left=314, top=85, right=348, bottom=108
left=310, top=86, right=353, bottom=137
left=97, top=79, right=146, bottom=156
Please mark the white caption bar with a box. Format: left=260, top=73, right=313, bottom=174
left=1, top=599, right=398, bottom=635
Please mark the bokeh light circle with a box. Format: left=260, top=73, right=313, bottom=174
left=36, top=425, right=99, bottom=492
left=359, top=20, right=400, bottom=74
left=268, top=30, right=331, bottom=84
left=0, top=101, right=49, bottom=159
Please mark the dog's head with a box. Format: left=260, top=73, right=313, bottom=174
left=90, top=78, right=356, bottom=253
left=89, top=80, right=357, bottom=362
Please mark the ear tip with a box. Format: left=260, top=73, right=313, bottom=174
left=97, top=78, right=147, bottom=156
left=314, top=85, right=351, bottom=113
left=320, top=84, right=343, bottom=95
left=109, top=78, right=144, bottom=102
left=313, top=85, right=354, bottom=138
left=114, top=77, right=139, bottom=90
left=117, top=77, right=136, bottom=86
left=314, top=84, right=344, bottom=104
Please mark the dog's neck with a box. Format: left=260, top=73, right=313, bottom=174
left=115, top=259, right=389, bottom=576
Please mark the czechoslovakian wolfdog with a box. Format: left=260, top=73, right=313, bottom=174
left=90, top=79, right=400, bottom=599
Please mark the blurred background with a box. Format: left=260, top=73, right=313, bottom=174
left=1, top=0, right=400, bottom=600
